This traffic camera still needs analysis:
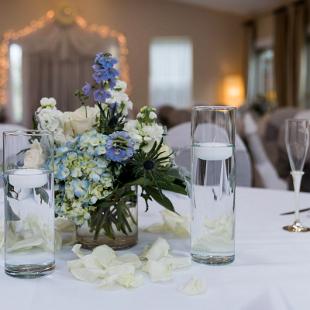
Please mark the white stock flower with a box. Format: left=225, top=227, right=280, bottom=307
left=24, top=139, right=45, bottom=169
left=149, top=111, right=157, bottom=120
left=142, top=124, right=164, bottom=142
left=70, top=106, right=99, bottom=135
left=40, top=97, right=57, bottom=109
left=115, top=79, right=127, bottom=91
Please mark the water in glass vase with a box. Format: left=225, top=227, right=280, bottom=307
left=4, top=169, right=55, bottom=277
left=191, top=143, right=235, bottom=264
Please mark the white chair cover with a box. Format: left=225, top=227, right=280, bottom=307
left=166, top=122, right=252, bottom=187
left=243, top=113, right=287, bottom=190
left=0, top=123, right=28, bottom=164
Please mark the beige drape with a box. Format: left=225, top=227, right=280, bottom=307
left=243, top=21, right=256, bottom=104
left=273, top=1, right=308, bottom=107
left=11, top=22, right=119, bottom=127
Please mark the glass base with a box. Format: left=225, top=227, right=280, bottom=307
left=191, top=254, right=235, bottom=265
left=5, top=262, right=55, bottom=278
left=77, top=232, right=138, bottom=250
left=283, top=221, right=310, bottom=232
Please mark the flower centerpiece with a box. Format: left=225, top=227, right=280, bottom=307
left=33, top=53, right=187, bottom=249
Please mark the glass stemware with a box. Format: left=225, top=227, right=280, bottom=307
left=283, top=119, right=310, bottom=232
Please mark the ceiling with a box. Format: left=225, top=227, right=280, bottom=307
left=172, top=0, right=291, bottom=16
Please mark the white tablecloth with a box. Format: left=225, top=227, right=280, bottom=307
left=2, top=187, right=310, bottom=310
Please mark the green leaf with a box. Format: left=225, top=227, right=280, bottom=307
left=35, top=188, right=49, bottom=204
left=158, top=181, right=188, bottom=195
left=5, top=200, right=20, bottom=221
left=145, top=187, right=175, bottom=212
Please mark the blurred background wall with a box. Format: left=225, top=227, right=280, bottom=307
left=0, top=0, right=244, bottom=113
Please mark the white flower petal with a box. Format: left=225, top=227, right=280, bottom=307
left=143, top=237, right=170, bottom=261
left=92, top=244, right=116, bottom=268
left=162, top=210, right=190, bottom=238
left=68, top=266, right=99, bottom=283
left=72, top=244, right=87, bottom=258
left=179, top=277, right=206, bottom=296
left=143, top=260, right=173, bottom=282
left=113, top=253, right=142, bottom=269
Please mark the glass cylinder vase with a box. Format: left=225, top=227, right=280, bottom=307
left=76, top=185, right=138, bottom=250
left=191, top=106, right=236, bottom=265
left=3, top=130, right=55, bottom=277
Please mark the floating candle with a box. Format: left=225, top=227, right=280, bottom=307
left=9, top=169, right=48, bottom=188
left=194, top=142, right=233, bottom=161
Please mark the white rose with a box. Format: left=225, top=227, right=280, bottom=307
left=70, top=106, right=99, bottom=135
left=40, top=97, right=57, bottom=109
left=158, top=144, right=173, bottom=166
left=37, top=109, right=63, bottom=132
left=54, top=129, right=67, bottom=145
left=24, top=139, right=45, bottom=169
left=63, top=112, right=74, bottom=137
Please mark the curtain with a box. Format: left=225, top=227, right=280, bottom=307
left=11, top=22, right=119, bottom=127
left=243, top=21, right=256, bottom=105
left=287, top=1, right=308, bottom=107
left=274, top=1, right=308, bottom=107
left=274, top=7, right=289, bottom=107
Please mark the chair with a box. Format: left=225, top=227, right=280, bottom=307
left=243, top=113, right=287, bottom=190
left=0, top=123, right=28, bottom=165
left=166, top=122, right=252, bottom=187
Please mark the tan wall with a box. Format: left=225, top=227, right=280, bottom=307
left=0, top=0, right=244, bottom=113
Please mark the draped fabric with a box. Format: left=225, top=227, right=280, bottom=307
left=274, top=1, right=308, bottom=107
left=243, top=21, right=256, bottom=105
left=274, top=7, right=289, bottom=107
left=10, top=22, right=119, bottom=127
left=287, top=1, right=308, bottom=107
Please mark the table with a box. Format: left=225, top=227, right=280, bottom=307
left=2, top=187, right=310, bottom=310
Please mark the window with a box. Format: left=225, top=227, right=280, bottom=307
left=9, top=43, right=23, bottom=122
left=149, top=37, right=193, bottom=108
left=255, top=49, right=276, bottom=103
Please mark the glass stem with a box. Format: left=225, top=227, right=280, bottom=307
left=291, top=171, right=304, bottom=223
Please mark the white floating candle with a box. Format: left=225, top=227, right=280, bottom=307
left=194, top=142, right=233, bottom=161
left=9, top=169, right=48, bottom=188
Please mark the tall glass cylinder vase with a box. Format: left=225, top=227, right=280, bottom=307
left=191, top=106, right=236, bottom=265
left=3, top=130, right=55, bottom=277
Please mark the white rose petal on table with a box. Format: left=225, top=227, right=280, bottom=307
left=67, top=238, right=191, bottom=290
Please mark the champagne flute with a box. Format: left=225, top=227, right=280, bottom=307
left=283, top=119, right=310, bottom=232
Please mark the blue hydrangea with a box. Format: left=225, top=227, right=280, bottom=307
left=106, top=131, right=135, bottom=162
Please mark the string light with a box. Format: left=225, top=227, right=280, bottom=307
left=0, top=10, right=130, bottom=106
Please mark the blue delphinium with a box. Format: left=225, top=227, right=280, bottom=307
left=78, top=53, right=119, bottom=103
left=106, top=131, right=135, bottom=163
left=82, top=82, right=91, bottom=96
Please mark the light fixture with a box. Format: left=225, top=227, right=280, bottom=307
left=222, top=75, right=245, bottom=107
